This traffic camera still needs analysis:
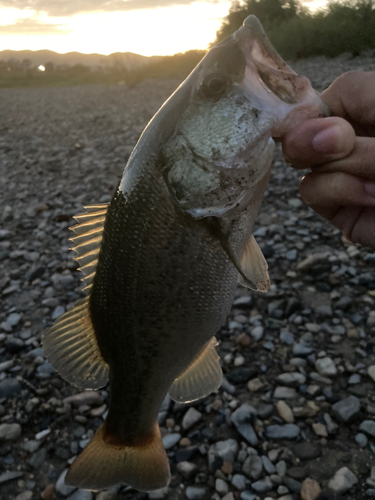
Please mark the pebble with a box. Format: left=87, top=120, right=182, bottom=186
left=240, top=493, right=256, bottom=500
left=0, top=377, right=21, bottom=398
left=231, top=404, right=259, bottom=446
left=176, top=461, right=198, bottom=480
left=266, top=424, right=300, bottom=440
left=355, top=433, right=368, bottom=447
left=332, top=395, right=360, bottom=422
left=232, top=474, right=248, bottom=490
left=276, top=372, right=306, bottom=386
left=209, top=439, right=239, bottom=465
left=149, top=488, right=169, bottom=500
left=359, top=420, right=375, bottom=438
left=368, top=366, right=375, bottom=382
left=15, top=492, right=32, bottom=500
left=243, top=455, right=263, bottom=480
left=185, top=486, right=207, bottom=500
left=55, top=469, right=75, bottom=497
left=215, top=478, right=229, bottom=495
left=251, top=476, right=273, bottom=492
left=0, top=423, right=22, bottom=440
left=67, top=490, right=93, bottom=500
left=274, top=387, right=298, bottom=399
left=275, top=401, right=294, bottom=423
left=328, top=467, right=358, bottom=493
left=315, top=357, right=337, bottom=377
left=0, top=470, right=23, bottom=484
left=182, top=407, right=202, bottom=430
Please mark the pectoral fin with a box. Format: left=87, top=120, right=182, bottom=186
left=239, top=235, right=270, bottom=293
left=169, top=337, right=222, bottom=403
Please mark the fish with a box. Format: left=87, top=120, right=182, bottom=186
left=42, top=15, right=329, bottom=493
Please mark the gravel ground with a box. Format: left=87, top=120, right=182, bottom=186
left=1, top=52, right=375, bottom=500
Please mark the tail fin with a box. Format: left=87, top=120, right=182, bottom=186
left=65, top=423, right=170, bottom=492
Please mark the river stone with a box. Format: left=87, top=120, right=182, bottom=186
left=55, top=469, right=75, bottom=497
left=328, top=467, right=358, bottom=493
left=359, top=420, right=375, bottom=438
left=251, top=476, right=273, bottom=492
left=0, top=423, right=21, bottom=440
left=332, top=396, right=360, bottom=422
left=315, top=357, right=337, bottom=377
left=185, top=486, right=207, bottom=500
left=266, top=424, right=300, bottom=439
left=243, top=455, right=263, bottom=480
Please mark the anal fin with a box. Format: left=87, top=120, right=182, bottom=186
left=169, top=337, right=222, bottom=404
left=239, top=235, right=270, bottom=293
left=42, top=297, right=109, bottom=390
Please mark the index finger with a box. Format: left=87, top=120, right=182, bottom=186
left=321, top=71, right=375, bottom=135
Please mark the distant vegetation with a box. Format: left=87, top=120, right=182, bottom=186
left=1, top=0, right=374, bottom=89
left=0, top=50, right=205, bottom=89
left=213, top=0, right=375, bottom=59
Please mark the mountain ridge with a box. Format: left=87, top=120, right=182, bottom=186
left=0, top=49, right=162, bottom=67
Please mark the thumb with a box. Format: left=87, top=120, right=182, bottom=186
left=282, top=116, right=356, bottom=169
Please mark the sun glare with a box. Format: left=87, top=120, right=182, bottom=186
left=0, top=2, right=231, bottom=56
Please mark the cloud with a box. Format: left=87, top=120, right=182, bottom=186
left=0, top=18, right=72, bottom=34
left=0, top=0, right=214, bottom=16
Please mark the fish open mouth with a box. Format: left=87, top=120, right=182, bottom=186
left=234, top=15, right=330, bottom=136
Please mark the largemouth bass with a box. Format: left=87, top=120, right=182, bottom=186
left=43, top=16, right=328, bottom=492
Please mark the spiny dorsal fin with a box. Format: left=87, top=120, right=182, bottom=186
left=69, top=203, right=108, bottom=293
left=169, top=337, right=222, bottom=403
left=239, top=235, right=270, bottom=293
left=42, top=204, right=110, bottom=390
left=42, top=297, right=109, bottom=389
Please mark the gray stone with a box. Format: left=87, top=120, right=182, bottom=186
left=0, top=378, right=21, bottom=398
left=368, top=366, right=375, bottom=382
left=23, top=440, right=40, bottom=453
left=240, top=492, right=256, bottom=500
left=262, top=455, right=276, bottom=474
left=15, top=492, right=32, bottom=500
left=176, top=461, right=198, bottom=480
left=56, top=469, right=75, bottom=497
left=182, top=407, right=202, bottom=430
left=0, top=423, right=21, bottom=440
left=7, top=312, right=21, bottom=326
left=266, top=424, right=300, bottom=440
left=280, top=330, right=294, bottom=345
left=276, top=372, right=306, bottom=386
left=355, top=433, right=368, bottom=447
left=332, top=396, right=360, bottom=422
left=185, top=486, right=207, bottom=500
left=315, top=357, right=337, bottom=376
left=251, top=476, right=273, bottom=492
left=250, top=326, right=264, bottom=341
left=209, top=439, right=239, bottom=465
left=148, top=488, right=169, bottom=500
left=28, top=447, right=47, bottom=468
left=359, top=420, right=375, bottom=438
left=67, top=490, right=93, bottom=500
left=231, top=404, right=258, bottom=446
left=292, top=343, right=313, bottom=356
left=0, top=471, right=23, bottom=484
left=243, top=455, right=263, bottom=480
left=52, top=305, right=65, bottom=319
left=274, top=387, right=298, bottom=399
left=215, top=478, right=229, bottom=495
left=162, top=432, right=181, bottom=450
left=37, top=361, right=55, bottom=375
left=231, top=474, right=247, bottom=491
left=276, top=460, right=287, bottom=476
left=348, top=374, right=360, bottom=384
left=328, top=467, right=358, bottom=493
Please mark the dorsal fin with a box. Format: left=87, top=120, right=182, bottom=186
left=42, top=204, right=110, bottom=390
left=69, top=204, right=109, bottom=293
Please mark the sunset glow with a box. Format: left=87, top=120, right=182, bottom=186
left=0, top=2, right=231, bottom=56
left=0, top=0, right=327, bottom=57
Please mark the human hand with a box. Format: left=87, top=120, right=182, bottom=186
left=282, top=71, right=375, bottom=249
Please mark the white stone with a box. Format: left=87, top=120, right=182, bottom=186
left=328, top=467, right=358, bottom=493
left=182, top=407, right=202, bottom=430
left=315, top=357, right=337, bottom=377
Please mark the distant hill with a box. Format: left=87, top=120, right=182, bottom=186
left=0, top=49, right=162, bottom=68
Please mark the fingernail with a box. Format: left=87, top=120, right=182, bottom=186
left=364, top=181, right=375, bottom=197
left=312, top=125, right=342, bottom=155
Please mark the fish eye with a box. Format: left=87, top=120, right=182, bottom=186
left=200, top=72, right=228, bottom=99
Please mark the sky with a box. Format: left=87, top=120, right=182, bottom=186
left=0, top=0, right=326, bottom=57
